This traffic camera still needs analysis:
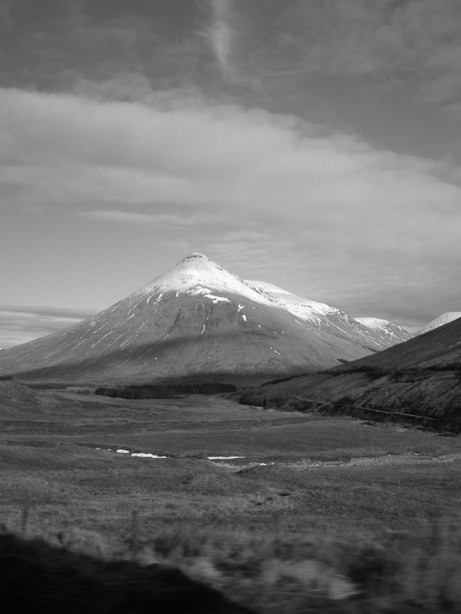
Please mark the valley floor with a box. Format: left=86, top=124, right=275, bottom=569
left=1, top=387, right=461, bottom=613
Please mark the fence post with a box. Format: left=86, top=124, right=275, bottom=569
left=21, top=503, right=31, bottom=537
left=130, top=510, right=140, bottom=560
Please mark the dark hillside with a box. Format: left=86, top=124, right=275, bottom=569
left=240, top=317, right=461, bottom=431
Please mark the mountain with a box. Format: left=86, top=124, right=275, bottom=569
left=418, top=312, right=461, bottom=335
left=240, top=316, right=461, bottom=431
left=0, top=253, right=407, bottom=385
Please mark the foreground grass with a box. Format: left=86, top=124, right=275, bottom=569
left=2, top=442, right=461, bottom=613
left=2, top=389, right=461, bottom=612
left=147, top=518, right=461, bottom=614
left=3, top=511, right=461, bottom=614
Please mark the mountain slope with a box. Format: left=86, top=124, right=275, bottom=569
left=240, top=317, right=461, bottom=430
left=0, top=254, right=407, bottom=385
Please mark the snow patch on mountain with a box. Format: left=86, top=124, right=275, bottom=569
left=189, top=287, right=231, bottom=304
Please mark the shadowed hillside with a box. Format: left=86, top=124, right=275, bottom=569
left=240, top=317, right=461, bottom=431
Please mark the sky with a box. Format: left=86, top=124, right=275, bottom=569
left=1, top=0, right=461, bottom=347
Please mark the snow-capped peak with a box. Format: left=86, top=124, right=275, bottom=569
left=131, top=254, right=405, bottom=343
left=136, top=254, right=274, bottom=306
left=135, top=255, right=343, bottom=320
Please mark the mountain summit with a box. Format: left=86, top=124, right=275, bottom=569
left=0, top=254, right=408, bottom=385
left=134, top=253, right=278, bottom=308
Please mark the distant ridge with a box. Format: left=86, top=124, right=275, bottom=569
left=418, top=312, right=461, bottom=335
left=0, top=253, right=408, bottom=385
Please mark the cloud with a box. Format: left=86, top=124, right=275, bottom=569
left=208, top=0, right=235, bottom=79
left=205, top=0, right=461, bottom=114
left=0, top=0, right=209, bottom=94
left=0, top=3, right=11, bottom=25
left=0, top=306, right=93, bottom=348
left=81, top=210, right=197, bottom=227
left=1, top=85, right=461, bottom=323
left=205, top=229, right=278, bottom=268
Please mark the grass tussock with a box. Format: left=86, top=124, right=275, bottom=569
left=140, top=517, right=461, bottom=613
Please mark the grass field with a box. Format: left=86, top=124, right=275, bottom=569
left=1, top=386, right=461, bottom=613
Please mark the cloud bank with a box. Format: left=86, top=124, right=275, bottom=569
left=1, top=85, right=460, bottom=323
left=1, top=86, right=459, bottom=222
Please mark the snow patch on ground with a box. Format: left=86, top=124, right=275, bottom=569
left=131, top=452, right=167, bottom=459
left=207, top=455, right=245, bottom=460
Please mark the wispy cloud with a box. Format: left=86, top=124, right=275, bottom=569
left=203, top=229, right=303, bottom=280
left=81, top=210, right=197, bottom=227
left=207, top=0, right=235, bottom=80
left=0, top=306, right=94, bottom=348
left=205, top=0, right=461, bottom=116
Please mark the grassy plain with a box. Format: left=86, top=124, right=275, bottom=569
left=1, top=386, right=461, bottom=613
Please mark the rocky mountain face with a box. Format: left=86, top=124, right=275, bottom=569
left=0, top=254, right=408, bottom=385
left=240, top=316, right=461, bottom=431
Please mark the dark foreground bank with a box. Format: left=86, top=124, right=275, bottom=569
left=0, top=532, right=254, bottom=614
